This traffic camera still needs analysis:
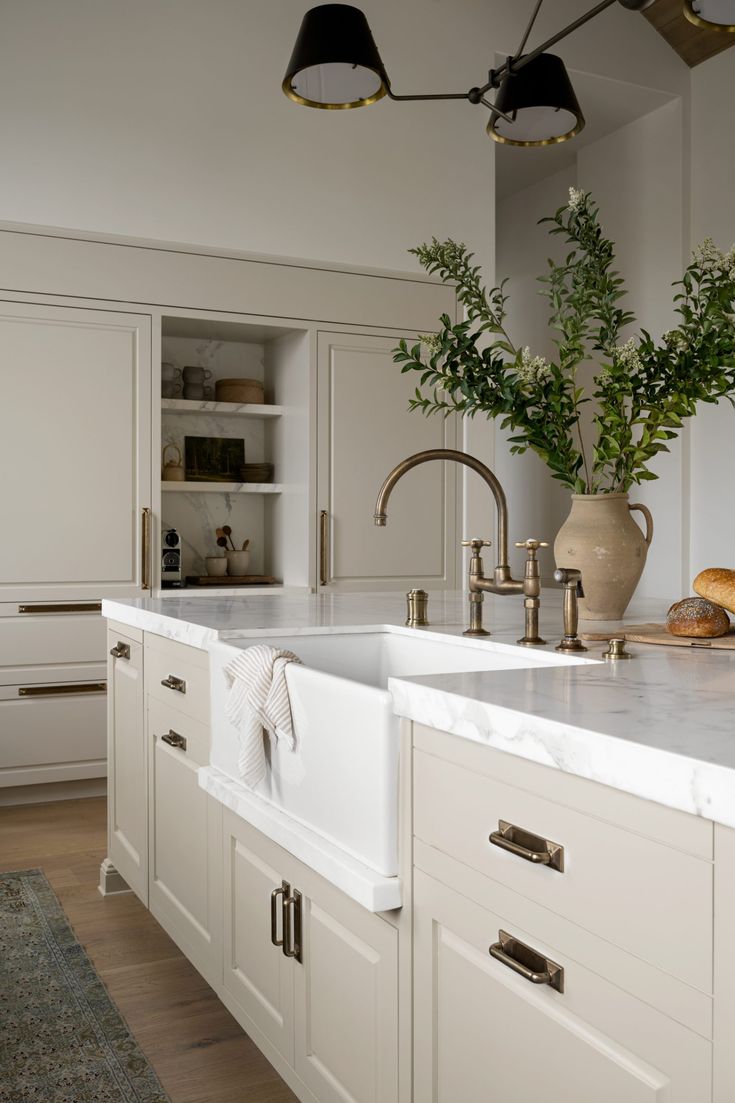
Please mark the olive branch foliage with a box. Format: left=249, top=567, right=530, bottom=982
left=394, top=191, right=735, bottom=493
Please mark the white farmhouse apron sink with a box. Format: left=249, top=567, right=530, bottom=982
left=209, top=629, right=590, bottom=877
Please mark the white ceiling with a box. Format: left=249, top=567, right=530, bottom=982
left=495, top=66, right=677, bottom=201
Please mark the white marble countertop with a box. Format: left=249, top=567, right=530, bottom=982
left=103, top=590, right=735, bottom=828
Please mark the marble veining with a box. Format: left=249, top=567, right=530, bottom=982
left=103, top=591, right=735, bottom=828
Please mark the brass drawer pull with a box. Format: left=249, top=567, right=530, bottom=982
left=18, top=682, right=106, bottom=698
left=271, top=881, right=289, bottom=948
left=18, top=602, right=102, bottom=615
left=282, top=888, right=303, bottom=964
left=489, top=819, right=564, bottom=872
left=489, top=930, right=564, bottom=993
left=141, top=507, right=152, bottom=591
left=161, top=730, right=186, bottom=751
left=109, top=642, right=131, bottom=660
left=160, top=674, right=186, bottom=694
left=319, top=510, right=329, bottom=587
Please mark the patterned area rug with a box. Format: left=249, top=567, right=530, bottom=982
left=0, top=869, right=169, bottom=1102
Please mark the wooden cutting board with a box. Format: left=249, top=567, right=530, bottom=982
left=581, top=622, right=735, bottom=649
left=185, top=575, right=279, bottom=587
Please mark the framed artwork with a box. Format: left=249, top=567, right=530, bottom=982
left=184, top=436, right=245, bottom=481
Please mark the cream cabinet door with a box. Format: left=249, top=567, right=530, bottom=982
left=293, top=868, right=399, bottom=1103
left=317, top=332, right=457, bottom=591
left=222, top=810, right=295, bottom=1066
left=413, top=870, right=710, bottom=1103
left=107, top=629, right=147, bottom=903
left=148, top=699, right=221, bottom=988
left=0, top=302, right=152, bottom=602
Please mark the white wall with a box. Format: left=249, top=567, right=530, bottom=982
left=0, top=0, right=686, bottom=275
left=495, top=167, right=576, bottom=580
left=578, top=99, right=686, bottom=600
left=689, top=50, right=735, bottom=580
left=0, top=0, right=693, bottom=594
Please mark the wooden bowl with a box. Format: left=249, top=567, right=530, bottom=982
left=215, top=378, right=264, bottom=404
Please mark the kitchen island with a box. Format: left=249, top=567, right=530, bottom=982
left=102, top=590, right=735, bottom=1103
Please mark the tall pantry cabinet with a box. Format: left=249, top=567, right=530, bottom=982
left=0, top=225, right=456, bottom=802
left=0, top=301, right=151, bottom=795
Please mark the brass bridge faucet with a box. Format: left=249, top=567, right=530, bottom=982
left=373, top=448, right=547, bottom=645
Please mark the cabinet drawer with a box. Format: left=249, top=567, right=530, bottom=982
left=0, top=603, right=105, bottom=667
left=414, top=869, right=711, bottom=1103
left=148, top=696, right=209, bottom=768
left=0, top=671, right=106, bottom=786
left=145, top=635, right=209, bottom=725
left=414, top=748, right=713, bottom=992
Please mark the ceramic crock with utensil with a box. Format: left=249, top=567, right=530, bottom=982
left=162, top=443, right=185, bottom=481
left=226, top=549, right=251, bottom=575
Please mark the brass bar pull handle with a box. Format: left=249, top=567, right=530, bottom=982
left=161, top=730, right=186, bottom=751
left=489, top=930, right=564, bottom=993
left=160, top=674, right=186, bottom=694
left=319, top=510, right=329, bottom=586
left=18, top=602, right=102, bottom=615
left=18, top=682, right=106, bottom=698
left=282, top=888, right=303, bottom=963
left=271, top=881, right=289, bottom=948
left=489, top=820, right=564, bottom=873
left=109, top=642, right=131, bottom=660
left=141, top=507, right=152, bottom=591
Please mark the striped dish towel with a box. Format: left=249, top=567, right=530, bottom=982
left=224, top=644, right=302, bottom=788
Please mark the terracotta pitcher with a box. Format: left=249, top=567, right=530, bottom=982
left=553, top=494, right=654, bottom=620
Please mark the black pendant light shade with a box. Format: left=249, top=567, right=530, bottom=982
left=683, top=0, right=735, bottom=30
left=283, top=4, right=390, bottom=109
left=487, top=53, right=584, bottom=147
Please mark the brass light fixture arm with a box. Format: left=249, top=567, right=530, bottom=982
left=384, top=0, right=653, bottom=114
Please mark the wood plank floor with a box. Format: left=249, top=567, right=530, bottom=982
left=0, top=796, right=297, bottom=1103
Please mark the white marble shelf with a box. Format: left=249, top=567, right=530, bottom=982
left=161, top=481, right=282, bottom=494
left=161, top=398, right=283, bottom=418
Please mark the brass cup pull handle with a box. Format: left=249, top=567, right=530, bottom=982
left=160, top=674, right=186, bottom=694
left=489, top=930, right=564, bottom=993
left=109, top=642, right=131, bottom=660
left=271, top=881, right=289, bottom=948
left=282, top=888, right=303, bottom=963
left=161, top=730, right=186, bottom=751
left=489, top=820, right=564, bottom=872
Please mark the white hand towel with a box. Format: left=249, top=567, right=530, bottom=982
left=224, top=644, right=302, bottom=788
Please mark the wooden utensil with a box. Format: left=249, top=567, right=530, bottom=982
left=216, top=536, right=228, bottom=550
left=223, top=525, right=236, bottom=550
left=242, top=539, right=250, bottom=551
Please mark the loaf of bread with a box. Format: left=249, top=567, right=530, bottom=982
left=666, top=597, right=731, bottom=638
left=693, top=568, right=735, bottom=615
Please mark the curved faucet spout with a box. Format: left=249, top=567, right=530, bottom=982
left=373, top=447, right=513, bottom=572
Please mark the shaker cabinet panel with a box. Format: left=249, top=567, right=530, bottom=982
left=223, top=812, right=295, bottom=1066
left=294, top=869, right=399, bottom=1103
left=107, top=629, right=147, bottom=903
left=413, top=870, right=711, bottom=1103
left=148, top=697, right=220, bottom=987
left=317, top=332, right=457, bottom=591
left=0, top=301, right=151, bottom=601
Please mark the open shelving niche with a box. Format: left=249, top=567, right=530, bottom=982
left=158, top=315, right=311, bottom=595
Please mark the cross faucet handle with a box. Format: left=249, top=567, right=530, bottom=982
left=515, top=539, right=549, bottom=555
left=461, top=538, right=491, bottom=552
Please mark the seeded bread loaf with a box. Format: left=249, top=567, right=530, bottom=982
left=666, top=597, right=730, bottom=638
left=693, top=568, right=735, bottom=615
